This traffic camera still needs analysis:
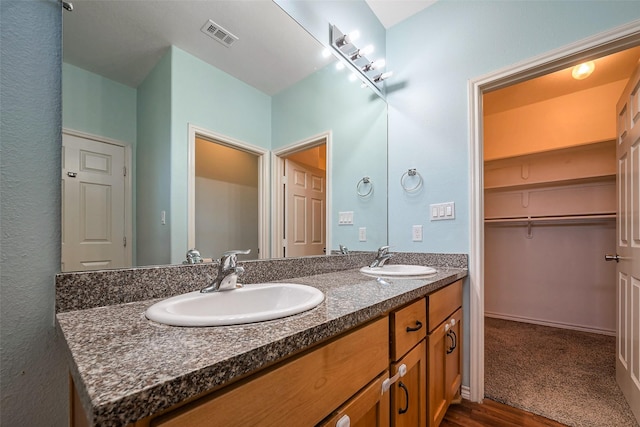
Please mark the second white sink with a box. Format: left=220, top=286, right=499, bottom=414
left=145, top=283, right=324, bottom=327
left=360, top=264, right=437, bottom=278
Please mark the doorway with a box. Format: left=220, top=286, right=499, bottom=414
left=61, top=129, right=132, bottom=272
left=187, top=124, right=269, bottom=260
left=468, top=21, right=640, bottom=407
left=272, top=131, right=331, bottom=258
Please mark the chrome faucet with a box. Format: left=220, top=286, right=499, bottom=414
left=339, top=244, right=349, bottom=255
left=369, top=245, right=392, bottom=268
left=183, top=248, right=203, bottom=264
left=201, top=249, right=251, bottom=293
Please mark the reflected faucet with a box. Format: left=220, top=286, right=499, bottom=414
left=339, top=244, right=349, bottom=255
left=183, top=248, right=203, bottom=264
left=369, top=245, right=392, bottom=268
left=201, top=249, right=251, bottom=293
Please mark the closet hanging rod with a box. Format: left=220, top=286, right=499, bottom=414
left=484, top=213, right=616, bottom=224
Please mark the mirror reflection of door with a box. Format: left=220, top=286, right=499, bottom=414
left=282, top=144, right=326, bottom=257
left=61, top=131, right=132, bottom=272
left=194, top=137, right=259, bottom=260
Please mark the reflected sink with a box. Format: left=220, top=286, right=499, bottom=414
left=360, top=264, right=437, bottom=278
left=145, top=283, right=324, bottom=327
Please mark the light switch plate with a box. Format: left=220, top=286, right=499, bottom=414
left=338, top=211, right=354, bottom=225
left=430, top=202, right=455, bottom=221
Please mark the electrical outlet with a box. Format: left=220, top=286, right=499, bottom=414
left=359, top=227, right=367, bottom=242
left=412, top=225, right=423, bottom=242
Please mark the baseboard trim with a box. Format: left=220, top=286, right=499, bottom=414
left=485, top=311, right=615, bottom=336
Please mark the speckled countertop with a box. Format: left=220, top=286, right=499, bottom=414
left=56, top=255, right=467, bottom=426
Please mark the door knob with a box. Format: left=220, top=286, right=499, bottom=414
left=605, top=254, right=620, bottom=262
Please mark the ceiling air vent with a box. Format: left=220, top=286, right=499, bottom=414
left=200, top=19, right=239, bottom=48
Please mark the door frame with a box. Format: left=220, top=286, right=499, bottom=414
left=468, top=20, right=640, bottom=402
left=187, top=124, right=270, bottom=259
left=272, top=131, right=332, bottom=258
left=61, top=128, right=133, bottom=268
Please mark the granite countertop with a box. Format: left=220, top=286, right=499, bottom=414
left=57, top=264, right=467, bottom=426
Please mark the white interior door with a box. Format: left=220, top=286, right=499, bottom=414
left=62, top=133, right=128, bottom=271
left=615, top=59, right=640, bottom=423
left=284, top=159, right=325, bottom=257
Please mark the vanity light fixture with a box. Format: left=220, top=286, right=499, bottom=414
left=362, top=59, right=386, bottom=73
left=330, top=24, right=392, bottom=96
left=349, top=45, right=374, bottom=61
left=335, top=30, right=360, bottom=47
left=373, top=71, right=393, bottom=83
left=571, top=61, right=595, bottom=80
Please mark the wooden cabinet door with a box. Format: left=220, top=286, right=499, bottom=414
left=391, top=341, right=427, bottom=427
left=427, top=322, right=448, bottom=427
left=445, top=309, right=462, bottom=402
left=319, top=372, right=390, bottom=427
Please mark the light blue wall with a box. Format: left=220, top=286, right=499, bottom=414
left=137, top=49, right=173, bottom=266
left=387, top=0, right=640, bottom=388
left=272, top=63, right=388, bottom=250
left=62, top=63, right=137, bottom=144
left=0, top=1, right=67, bottom=425
left=169, top=46, right=272, bottom=263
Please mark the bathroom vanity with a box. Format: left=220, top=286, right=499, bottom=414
left=56, top=253, right=467, bottom=426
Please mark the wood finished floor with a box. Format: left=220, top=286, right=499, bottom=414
left=441, top=399, right=569, bottom=427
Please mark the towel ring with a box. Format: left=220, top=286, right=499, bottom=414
left=357, top=176, right=373, bottom=197
left=400, top=168, right=423, bottom=192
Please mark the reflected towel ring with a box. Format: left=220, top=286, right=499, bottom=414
left=400, top=168, right=423, bottom=192
left=357, top=176, right=373, bottom=197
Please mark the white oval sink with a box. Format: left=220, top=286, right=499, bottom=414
left=360, top=264, right=437, bottom=277
left=145, top=283, right=324, bottom=327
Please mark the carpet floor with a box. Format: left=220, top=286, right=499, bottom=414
left=485, top=317, right=638, bottom=427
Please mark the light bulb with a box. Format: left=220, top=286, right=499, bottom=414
left=571, top=61, right=595, bottom=80
left=322, top=48, right=332, bottom=58
left=335, top=62, right=345, bottom=71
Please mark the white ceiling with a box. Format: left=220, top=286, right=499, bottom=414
left=62, top=1, right=433, bottom=94
left=63, top=1, right=335, bottom=94
left=365, top=0, right=436, bottom=29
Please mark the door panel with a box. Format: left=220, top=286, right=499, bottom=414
left=62, top=133, right=128, bottom=271
left=284, top=159, right=325, bottom=257
left=616, top=61, right=640, bottom=423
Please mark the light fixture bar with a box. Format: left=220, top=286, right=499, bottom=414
left=330, top=24, right=390, bottom=96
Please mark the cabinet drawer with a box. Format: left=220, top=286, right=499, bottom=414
left=152, top=317, right=389, bottom=427
left=391, top=298, right=426, bottom=361
left=427, top=280, right=462, bottom=333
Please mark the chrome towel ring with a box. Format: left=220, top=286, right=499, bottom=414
left=357, top=176, right=373, bottom=197
left=401, top=168, right=423, bottom=192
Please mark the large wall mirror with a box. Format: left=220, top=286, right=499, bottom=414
left=61, top=0, right=388, bottom=271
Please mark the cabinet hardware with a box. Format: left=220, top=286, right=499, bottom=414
left=446, top=330, right=457, bottom=354
left=382, top=364, right=407, bottom=393
left=398, top=381, right=409, bottom=414
left=336, top=414, right=350, bottom=427
left=406, top=320, right=423, bottom=333
left=67, top=172, right=77, bottom=178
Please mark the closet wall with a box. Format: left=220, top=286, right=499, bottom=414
left=484, top=78, right=622, bottom=335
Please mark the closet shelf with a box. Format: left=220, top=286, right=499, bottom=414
left=484, top=213, right=616, bottom=225
left=484, top=174, right=615, bottom=192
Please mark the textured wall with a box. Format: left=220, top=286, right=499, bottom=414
left=0, top=0, right=68, bottom=425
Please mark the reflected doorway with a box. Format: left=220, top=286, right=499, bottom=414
left=272, top=132, right=331, bottom=258
left=188, top=124, right=269, bottom=261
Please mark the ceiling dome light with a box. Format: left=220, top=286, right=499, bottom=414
left=572, top=61, right=595, bottom=80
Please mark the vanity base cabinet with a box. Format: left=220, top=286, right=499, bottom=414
left=151, top=317, right=389, bottom=427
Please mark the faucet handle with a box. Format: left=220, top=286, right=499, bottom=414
left=377, top=245, right=391, bottom=255
left=220, top=249, right=251, bottom=268
left=184, top=248, right=203, bottom=264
